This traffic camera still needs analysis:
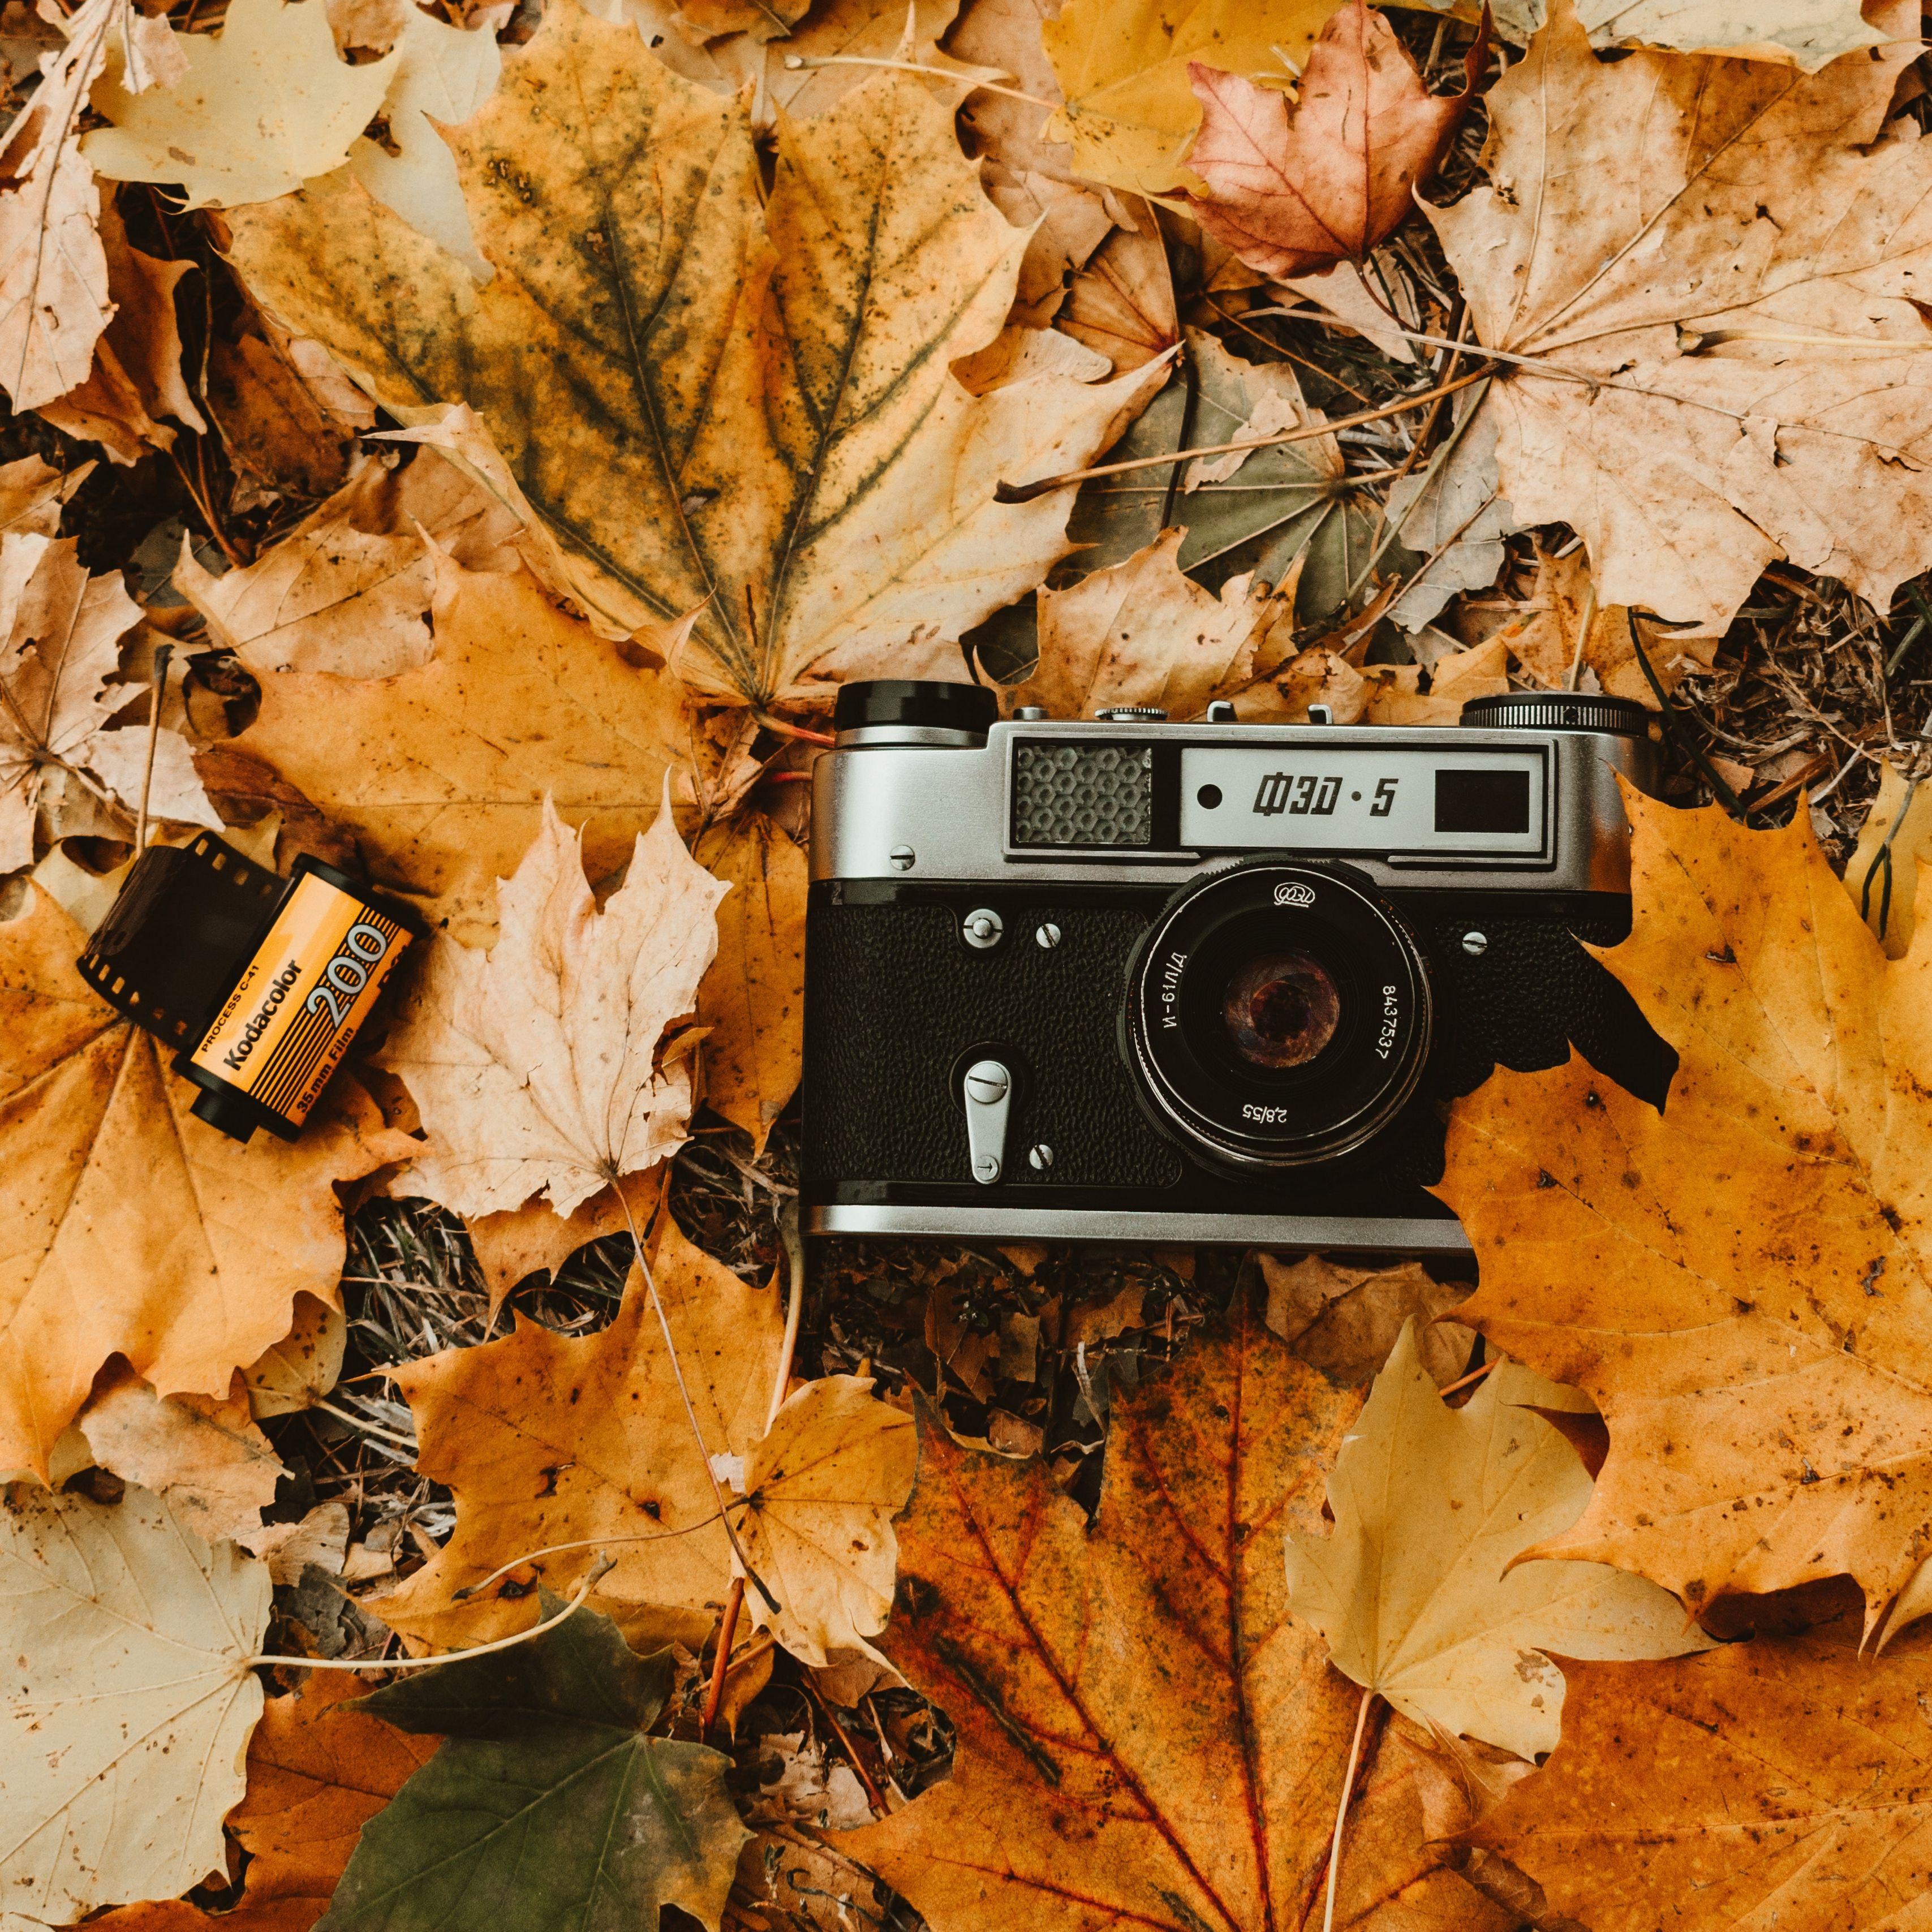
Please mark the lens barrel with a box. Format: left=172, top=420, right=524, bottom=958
left=1121, top=860, right=1434, bottom=1173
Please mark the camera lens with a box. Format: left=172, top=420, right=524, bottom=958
left=1121, top=862, right=1432, bottom=1173
left=1222, top=951, right=1340, bottom=1068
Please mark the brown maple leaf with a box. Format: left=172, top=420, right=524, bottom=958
left=839, top=1292, right=1501, bottom=1932
left=1183, top=0, right=1481, bottom=281
left=1438, top=789, right=1932, bottom=1633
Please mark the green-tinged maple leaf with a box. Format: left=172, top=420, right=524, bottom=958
left=319, top=1595, right=750, bottom=1931
left=224, top=0, right=1161, bottom=707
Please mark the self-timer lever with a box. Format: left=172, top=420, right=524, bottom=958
left=78, top=832, right=420, bottom=1144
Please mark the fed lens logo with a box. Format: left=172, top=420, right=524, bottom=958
left=1273, top=881, right=1316, bottom=909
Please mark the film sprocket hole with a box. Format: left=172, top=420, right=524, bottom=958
left=801, top=679, right=1675, bottom=1259
left=79, top=832, right=420, bottom=1144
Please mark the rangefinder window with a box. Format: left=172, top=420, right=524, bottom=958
left=1012, top=741, right=1154, bottom=848
left=1434, top=768, right=1531, bottom=834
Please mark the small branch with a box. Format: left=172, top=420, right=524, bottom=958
left=133, top=643, right=172, bottom=854
left=1436, top=1359, right=1495, bottom=1399
left=993, top=368, right=1492, bottom=504
left=1323, top=1686, right=1375, bottom=1932
left=754, top=711, right=837, bottom=747
left=310, top=1396, right=419, bottom=1456
left=700, top=1577, right=748, bottom=1737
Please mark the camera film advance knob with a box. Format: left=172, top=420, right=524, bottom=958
left=962, top=1058, right=1012, bottom=1184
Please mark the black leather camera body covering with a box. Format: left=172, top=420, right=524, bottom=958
left=803, top=681, right=1673, bottom=1257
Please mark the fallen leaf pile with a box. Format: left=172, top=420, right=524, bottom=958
left=2, top=0, right=1932, bottom=1921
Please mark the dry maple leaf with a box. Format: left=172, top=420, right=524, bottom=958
left=1259, top=1251, right=1474, bottom=1385
left=225, top=0, right=1163, bottom=705
left=1186, top=1, right=1479, bottom=281
left=83, top=0, right=400, bottom=209
left=0, top=1482, right=269, bottom=1925
left=1005, top=528, right=1293, bottom=721
left=840, top=1292, right=1374, bottom=1931
left=1847, top=759, right=1932, bottom=961
left=229, top=554, right=693, bottom=945
left=1438, top=790, right=1932, bottom=1632
left=0, top=0, right=143, bottom=412
left=378, top=792, right=726, bottom=1221
left=374, top=1215, right=781, bottom=1649
left=0, top=885, right=410, bottom=1479
left=1473, top=1610, right=1932, bottom=1932
left=1288, top=1322, right=1711, bottom=1762
left=1042, top=0, right=1342, bottom=195
left=693, top=811, right=806, bottom=1155
left=0, top=532, right=218, bottom=869
left=1415, top=0, right=1884, bottom=67
left=1428, top=0, right=1932, bottom=635
left=75, top=1364, right=288, bottom=1547
left=733, top=1374, right=918, bottom=1667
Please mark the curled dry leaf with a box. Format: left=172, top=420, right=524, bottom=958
left=83, top=0, right=401, bottom=209
left=1474, top=1614, right=1932, bottom=1932
left=1286, top=1322, right=1711, bottom=1762
left=376, top=1216, right=781, bottom=1649
left=76, top=1364, right=288, bottom=1547
left=1429, top=0, right=1932, bottom=635
left=324, top=1600, right=750, bottom=1932
left=1414, top=0, right=1885, bottom=67
left=734, top=1374, right=918, bottom=1667
left=378, top=794, right=726, bottom=1221
left=1042, top=0, right=1342, bottom=195
left=694, top=811, right=807, bottom=1156
left=0, top=1482, right=269, bottom=1925
left=841, top=1294, right=1375, bottom=1931
left=0, top=532, right=218, bottom=871
left=1439, top=792, right=1932, bottom=1633
left=1846, top=758, right=1932, bottom=960
left=225, top=0, right=1164, bottom=703
left=0, top=886, right=410, bottom=1478
left=230, top=556, right=693, bottom=944
left=1185, top=0, right=1481, bottom=281
left=0, top=0, right=125, bottom=411
left=240, top=1291, right=347, bottom=1419
left=1259, top=1250, right=1474, bottom=1387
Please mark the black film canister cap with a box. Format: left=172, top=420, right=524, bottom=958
left=1459, top=692, right=1652, bottom=737
left=834, top=679, right=999, bottom=736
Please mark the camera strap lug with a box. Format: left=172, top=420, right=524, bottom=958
left=962, top=1059, right=1013, bottom=1184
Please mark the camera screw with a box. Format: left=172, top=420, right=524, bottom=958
left=1014, top=705, right=1047, bottom=720
left=1461, top=930, right=1489, bottom=956
left=962, top=907, right=1005, bottom=949
left=1035, top=922, right=1061, bottom=949
left=889, top=846, right=915, bottom=871
left=1029, top=1143, right=1054, bottom=1171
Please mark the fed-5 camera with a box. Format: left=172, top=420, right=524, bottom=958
left=802, top=679, right=1675, bottom=1257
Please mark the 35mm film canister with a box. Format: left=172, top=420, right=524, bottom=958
left=175, top=855, right=418, bottom=1143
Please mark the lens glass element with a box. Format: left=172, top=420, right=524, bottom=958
left=1221, top=950, right=1340, bottom=1069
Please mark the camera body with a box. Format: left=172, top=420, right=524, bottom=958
left=803, top=681, right=1673, bottom=1257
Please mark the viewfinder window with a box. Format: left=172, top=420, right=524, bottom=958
left=1434, top=768, right=1530, bottom=834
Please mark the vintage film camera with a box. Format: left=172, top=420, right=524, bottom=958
left=802, top=679, right=1675, bottom=1257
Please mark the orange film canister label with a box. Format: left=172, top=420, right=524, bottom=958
left=190, top=872, right=412, bottom=1130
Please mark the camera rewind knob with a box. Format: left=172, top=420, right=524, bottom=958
left=1094, top=705, right=1167, bottom=721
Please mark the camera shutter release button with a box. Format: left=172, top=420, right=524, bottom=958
left=963, top=1059, right=1012, bottom=1184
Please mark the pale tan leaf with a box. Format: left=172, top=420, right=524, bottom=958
left=76, top=1364, right=287, bottom=1546
left=83, top=0, right=400, bottom=209
left=378, top=793, right=727, bottom=1219
left=736, top=1375, right=918, bottom=1667
left=240, top=1292, right=347, bottom=1420
left=348, top=8, right=500, bottom=280
left=1280, top=261, right=1418, bottom=364
left=1286, top=1322, right=1712, bottom=1761
left=224, top=2, right=1165, bottom=704
left=1429, top=0, right=1932, bottom=635
left=1259, top=1252, right=1474, bottom=1387
left=1846, top=758, right=1932, bottom=961
left=0, top=0, right=120, bottom=411
left=462, top=1171, right=652, bottom=1314
left=1359, top=634, right=1509, bottom=726
left=0, top=1482, right=269, bottom=1924
left=0, top=454, right=89, bottom=539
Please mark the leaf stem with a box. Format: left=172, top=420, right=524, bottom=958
left=1323, top=1685, right=1375, bottom=1932
left=614, top=1185, right=780, bottom=1616
left=133, top=643, right=171, bottom=854
left=702, top=1200, right=807, bottom=1736
left=449, top=1512, right=730, bottom=1600
left=779, top=51, right=1057, bottom=109
left=993, top=367, right=1492, bottom=504
left=246, top=1565, right=601, bottom=1672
